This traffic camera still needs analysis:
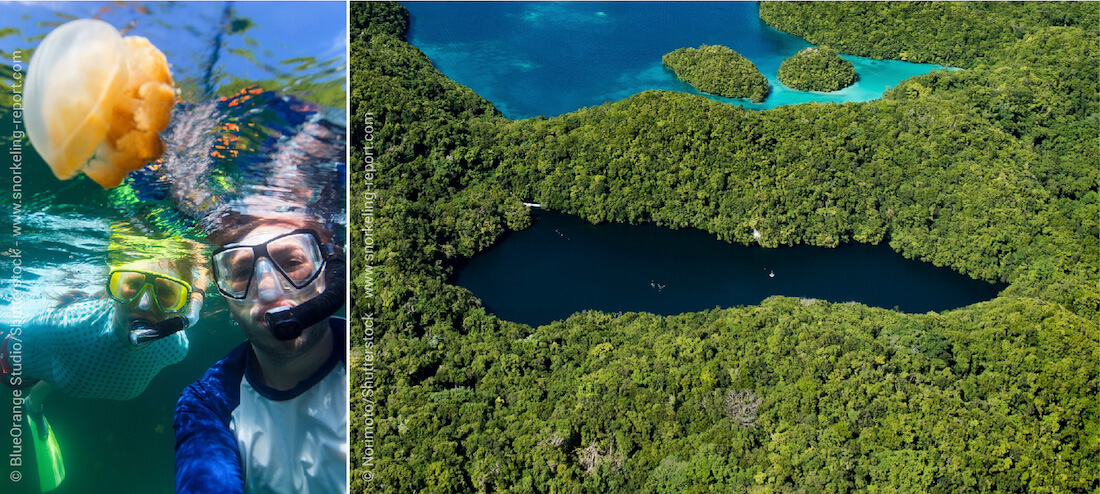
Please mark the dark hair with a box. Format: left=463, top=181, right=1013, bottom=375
left=207, top=211, right=333, bottom=247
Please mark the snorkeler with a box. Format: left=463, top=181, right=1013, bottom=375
left=174, top=216, right=347, bottom=494
left=0, top=246, right=206, bottom=491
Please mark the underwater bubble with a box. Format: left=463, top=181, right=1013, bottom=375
left=24, top=19, right=176, bottom=189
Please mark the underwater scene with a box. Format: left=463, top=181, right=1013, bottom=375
left=0, top=2, right=347, bottom=493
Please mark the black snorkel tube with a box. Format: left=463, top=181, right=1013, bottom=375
left=129, top=317, right=188, bottom=346
left=264, top=248, right=346, bottom=341
left=128, top=292, right=204, bottom=346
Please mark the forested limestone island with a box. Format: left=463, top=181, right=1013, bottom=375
left=777, top=46, right=858, bottom=92
left=350, top=1, right=1099, bottom=492
left=662, top=44, right=770, bottom=102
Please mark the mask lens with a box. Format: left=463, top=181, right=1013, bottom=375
left=268, top=233, right=324, bottom=288
left=213, top=247, right=255, bottom=299
left=154, top=277, right=189, bottom=313
left=109, top=271, right=147, bottom=303
left=211, top=230, right=327, bottom=300
left=108, top=270, right=192, bottom=313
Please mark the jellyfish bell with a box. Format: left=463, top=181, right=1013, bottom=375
left=24, top=19, right=175, bottom=189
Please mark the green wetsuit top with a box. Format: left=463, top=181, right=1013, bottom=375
left=17, top=299, right=189, bottom=400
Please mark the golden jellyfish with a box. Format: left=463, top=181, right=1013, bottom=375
left=25, top=19, right=175, bottom=188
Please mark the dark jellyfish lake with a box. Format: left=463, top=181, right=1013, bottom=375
left=453, top=211, right=1005, bottom=327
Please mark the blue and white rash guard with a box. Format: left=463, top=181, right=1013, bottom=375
left=174, top=318, right=347, bottom=494
left=17, top=299, right=188, bottom=400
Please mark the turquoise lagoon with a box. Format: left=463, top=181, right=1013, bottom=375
left=404, top=1, right=950, bottom=119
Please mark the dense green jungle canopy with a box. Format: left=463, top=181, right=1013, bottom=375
left=663, top=44, right=771, bottom=102
left=777, top=46, right=857, bottom=92
left=349, top=2, right=1099, bottom=492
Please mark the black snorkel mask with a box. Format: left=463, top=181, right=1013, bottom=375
left=211, top=229, right=345, bottom=341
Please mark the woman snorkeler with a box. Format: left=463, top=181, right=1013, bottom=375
left=0, top=237, right=207, bottom=491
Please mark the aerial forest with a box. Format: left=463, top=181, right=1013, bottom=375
left=350, top=2, right=1098, bottom=493
left=662, top=44, right=771, bottom=102
left=777, top=46, right=857, bottom=92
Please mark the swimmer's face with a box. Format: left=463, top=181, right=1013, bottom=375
left=223, top=224, right=327, bottom=359
left=111, top=260, right=191, bottom=330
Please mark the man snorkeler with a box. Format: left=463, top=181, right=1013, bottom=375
left=174, top=216, right=347, bottom=494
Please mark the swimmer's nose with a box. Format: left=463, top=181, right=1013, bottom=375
left=136, top=287, right=154, bottom=311
left=254, top=258, right=288, bottom=303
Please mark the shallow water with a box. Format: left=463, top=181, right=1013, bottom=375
left=0, top=3, right=346, bottom=493
left=405, top=1, right=949, bottom=119
left=454, top=211, right=1006, bottom=328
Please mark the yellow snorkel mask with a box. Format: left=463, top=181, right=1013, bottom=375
left=107, top=268, right=194, bottom=313
left=105, top=227, right=209, bottom=346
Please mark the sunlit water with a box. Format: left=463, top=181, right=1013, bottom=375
left=0, top=3, right=346, bottom=493
left=405, top=1, right=950, bottom=119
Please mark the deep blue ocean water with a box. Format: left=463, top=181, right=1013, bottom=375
left=405, top=1, right=949, bottom=119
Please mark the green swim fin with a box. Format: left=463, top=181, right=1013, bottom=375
left=26, top=415, right=65, bottom=492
